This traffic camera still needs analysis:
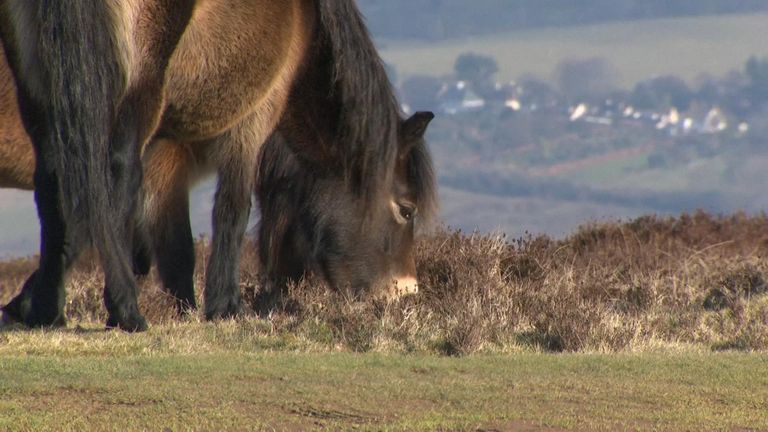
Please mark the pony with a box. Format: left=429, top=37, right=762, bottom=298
left=0, top=0, right=437, bottom=331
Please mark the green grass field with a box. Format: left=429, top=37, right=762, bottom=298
left=0, top=325, right=766, bottom=431
left=380, top=13, right=768, bottom=87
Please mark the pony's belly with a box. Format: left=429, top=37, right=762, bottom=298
left=159, top=0, right=307, bottom=141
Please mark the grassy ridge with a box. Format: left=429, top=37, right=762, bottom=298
left=381, top=13, right=768, bottom=87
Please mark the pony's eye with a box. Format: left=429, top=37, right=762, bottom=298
left=391, top=200, right=417, bottom=224
left=399, top=203, right=416, bottom=221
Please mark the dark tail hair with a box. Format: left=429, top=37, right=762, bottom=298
left=36, top=1, right=126, bottom=247
left=317, top=0, right=401, bottom=202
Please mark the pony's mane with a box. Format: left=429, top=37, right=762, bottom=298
left=317, top=0, right=401, bottom=202
left=254, top=133, right=308, bottom=278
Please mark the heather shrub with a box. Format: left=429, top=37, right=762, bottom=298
left=3, top=211, right=768, bottom=354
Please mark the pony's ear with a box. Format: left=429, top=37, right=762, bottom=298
left=401, top=111, right=434, bottom=141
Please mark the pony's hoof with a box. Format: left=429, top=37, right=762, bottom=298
left=1, top=299, right=25, bottom=326
left=0, top=310, right=14, bottom=329
left=106, top=313, right=148, bottom=332
left=1, top=307, right=18, bottom=327
left=204, top=300, right=243, bottom=321
left=253, top=286, right=286, bottom=318
left=25, top=309, right=67, bottom=329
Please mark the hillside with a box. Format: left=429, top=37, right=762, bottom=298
left=380, top=13, right=768, bottom=88
left=360, top=0, right=768, bottom=41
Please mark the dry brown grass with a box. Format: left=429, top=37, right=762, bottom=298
left=3, top=210, right=768, bottom=354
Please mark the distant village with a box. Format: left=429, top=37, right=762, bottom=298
left=400, top=76, right=750, bottom=139
left=394, top=53, right=768, bottom=149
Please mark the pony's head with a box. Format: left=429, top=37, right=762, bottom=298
left=256, top=111, right=436, bottom=300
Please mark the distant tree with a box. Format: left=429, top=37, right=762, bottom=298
left=745, top=56, right=768, bottom=106
left=693, top=74, right=722, bottom=105
left=454, top=52, right=499, bottom=89
left=517, top=76, right=561, bottom=110
left=694, top=71, right=752, bottom=117
left=631, top=75, right=693, bottom=110
left=400, top=75, right=444, bottom=111
left=554, top=57, right=617, bottom=102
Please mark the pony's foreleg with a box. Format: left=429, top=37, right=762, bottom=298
left=142, top=139, right=197, bottom=314
left=203, top=127, right=260, bottom=320
left=98, top=102, right=149, bottom=331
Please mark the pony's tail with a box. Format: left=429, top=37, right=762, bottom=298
left=35, top=1, right=126, bottom=249
left=316, top=0, right=400, bottom=202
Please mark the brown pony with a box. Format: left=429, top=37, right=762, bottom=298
left=0, top=0, right=437, bottom=331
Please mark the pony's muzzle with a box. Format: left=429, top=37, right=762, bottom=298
left=389, top=275, right=419, bottom=299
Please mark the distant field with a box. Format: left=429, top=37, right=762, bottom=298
left=0, top=182, right=664, bottom=257
left=0, top=181, right=222, bottom=258
left=438, top=186, right=658, bottom=238
left=562, top=153, right=728, bottom=192
left=0, top=190, right=36, bottom=258
left=380, top=13, right=768, bottom=88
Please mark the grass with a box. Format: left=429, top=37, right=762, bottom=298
left=380, top=13, right=768, bottom=87
left=0, top=338, right=765, bottom=431
left=3, top=212, right=768, bottom=429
